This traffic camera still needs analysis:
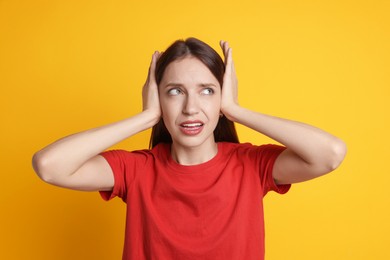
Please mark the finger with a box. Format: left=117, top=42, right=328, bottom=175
left=219, top=40, right=226, bottom=56
left=150, top=51, right=159, bottom=72
left=225, top=47, right=233, bottom=71
left=219, top=40, right=225, bottom=50
left=219, top=40, right=224, bottom=49
left=220, top=40, right=228, bottom=57
left=220, top=41, right=233, bottom=67
left=146, top=51, right=160, bottom=84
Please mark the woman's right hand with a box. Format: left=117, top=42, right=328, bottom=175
left=32, top=51, right=164, bottom=191
left=142, top=51, right=161, bottom=122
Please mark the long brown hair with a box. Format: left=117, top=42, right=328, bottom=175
left=149, top=37, right=239, bottom=148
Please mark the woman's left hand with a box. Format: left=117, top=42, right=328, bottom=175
left=220, top=40, right=240, bottom=121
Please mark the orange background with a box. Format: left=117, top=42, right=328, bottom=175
left=1, top=0, right=389, bottom=259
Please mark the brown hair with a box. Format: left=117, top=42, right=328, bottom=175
left=149, top=37, right=239, bottom=148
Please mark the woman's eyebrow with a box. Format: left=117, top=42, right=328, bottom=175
left=163, top=82, right=183, bottom=88
left=163, top=82, right=218, bottom=88
left=199, top=83, right=218, bottom=88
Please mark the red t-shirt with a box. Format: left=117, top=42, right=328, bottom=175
left=100, top=142, right=291, bottom=260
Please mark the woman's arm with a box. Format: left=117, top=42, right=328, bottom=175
left=32, top=51, right=161, bottom=191
left=219, top=41, right=347, bottom=184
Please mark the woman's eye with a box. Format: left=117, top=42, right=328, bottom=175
left=201, top=88, right=214, bottom=95
left=168, top=88, right=181, bottom=96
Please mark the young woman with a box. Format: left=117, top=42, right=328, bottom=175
left=32, top=38, right=347, bottom=259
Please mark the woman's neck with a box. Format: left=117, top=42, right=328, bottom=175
left=170, top=141, right=218, bottom=166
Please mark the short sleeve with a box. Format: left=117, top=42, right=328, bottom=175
left=99, top=149, right=145, bottom=202
left=256, top=144, right=291, bottom=196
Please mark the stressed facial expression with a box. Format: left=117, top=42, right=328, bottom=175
left=159, top=56, right=222, bottom=149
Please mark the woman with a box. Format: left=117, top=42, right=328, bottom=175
left=32, top=38, right=346, bottom=259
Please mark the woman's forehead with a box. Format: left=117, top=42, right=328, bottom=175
left=162, top=57, right=218, bottom=82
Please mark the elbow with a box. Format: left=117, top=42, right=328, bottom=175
left=306, top=139, right=347, bottom=180
left=32, top=151, right=56, bottom=184
left=327, top=138, right=347, bottom=172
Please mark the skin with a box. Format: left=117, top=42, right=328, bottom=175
left=158, top=56, right=222, bottom=165
left=219, top=41, right=347, bottom=184
left=32, top=41, right=347, bottom=191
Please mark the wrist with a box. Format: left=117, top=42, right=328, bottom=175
left=221, top=104, right=243, bottom=122
left=140, top=109, right=161, bottom=128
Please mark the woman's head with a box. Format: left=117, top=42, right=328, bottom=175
left=150, top=37, right=239, bottom=148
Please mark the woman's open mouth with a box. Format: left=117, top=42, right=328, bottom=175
left=179, top=121, right=204, bottom=136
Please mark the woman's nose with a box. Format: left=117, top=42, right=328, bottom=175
left=182, top=94, right=199, bottom=115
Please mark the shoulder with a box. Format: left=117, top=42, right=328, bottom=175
left=101, top=143, right=171, bottom=172
left=103, top=143, right=169, bottom=157
left=218, top=142, right=286, bottom=161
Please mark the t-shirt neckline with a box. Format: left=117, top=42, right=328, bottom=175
left=163, top=142, right=226, bottom=175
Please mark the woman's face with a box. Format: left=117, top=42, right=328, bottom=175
left=159, top=56, right=221, bottom=150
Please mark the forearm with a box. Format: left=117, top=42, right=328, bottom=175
left=219, top=41, right=345, bottom=182
left=33, top=110, right=159, bottom=179
left=226, top=105, right=346, bottom=170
